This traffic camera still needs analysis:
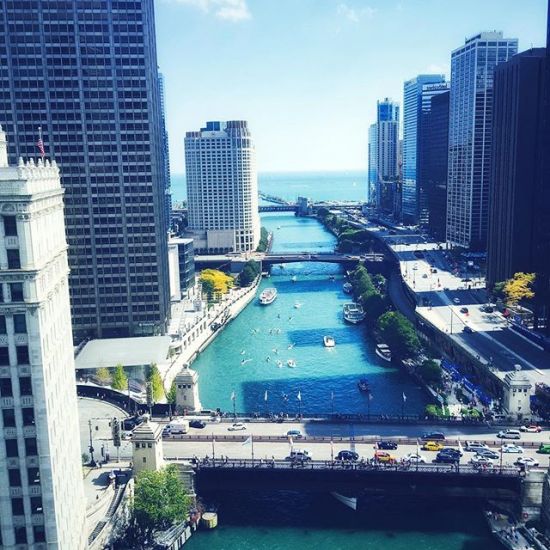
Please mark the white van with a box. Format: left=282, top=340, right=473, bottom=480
left=168, top=420, right=190, bottom=435
left=287, top=449, right=312, bottom=461
left=497, top=429, right=521, bottom=440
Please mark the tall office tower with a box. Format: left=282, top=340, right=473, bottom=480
left=402, top=75, right=446, bottom=224
left=373, top=98, right=399, bottom=213
left=420, top=91, right=450, bottom=241
left=487, top=49, right=546, bottom=289
left=0, top=1, right=170, bottom=342
left=0, top=128, right=87, bottom=548
left=367, top=123, right=378, bottom=204
left=446, top=32, right=518, bottom=249
left=159, top=73, right=172, bottom=228
left=185, top=121, right=260, bottom=254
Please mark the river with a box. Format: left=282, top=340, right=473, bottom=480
left=185, top=211, right=497, bottom=550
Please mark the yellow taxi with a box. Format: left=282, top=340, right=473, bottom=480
left=374, top=450, right=397, bottom=463
left=422, top=441, right=444, bottom=452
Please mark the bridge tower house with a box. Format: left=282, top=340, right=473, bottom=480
left=175, top=364, right=202, bottom=413
left=132, top=418, right=164, bottom=476
left=502, top=370, right=532, bottom=419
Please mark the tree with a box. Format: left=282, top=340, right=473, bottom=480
left=201, top=278, right=215, bottom=302
left=166, top=381, right=177, bottom=404
left=114, top=465, right=192, bottom=548
left=362, top=293, right=387, bottom=324
left=239, top=260, right=260, bottom=286
left=256, top=227, right=269, bottom=252
left=503, top=272, right=536, bottom=306
left=418, top=359, right=443, bottom=386
left=200, top=269, right=234, bottom=299
left=377, top=311, right=421, bottom=360
left=111, top=364, right=128, bottom=391
left=492, top=280, right=506, bottom=300
left=95, top=367, right=111, bottom=385
left=147, top=363, right=165, bottom=402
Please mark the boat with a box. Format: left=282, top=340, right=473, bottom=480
left=331, top=492, right=358, bottom=511
left=259, top=288, right=277, bottom=305
left=484, top=511, right=535, bottom=550
left=294, top=302, right=302, bottom=309
left=357, top=378, right=370, bottom=392
left=323, top=336, right=336, bottom=348
left=291, top=275, right=297, bottom=282
left=343, top=303, right=366, bottom=324
left=287, top=359, right=296, bottom=368
left=343, top=282, right=353, bottom=294
left=375, top=344, right=392, bottom=363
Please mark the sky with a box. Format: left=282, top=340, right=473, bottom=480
left=156, top=0, right=547, bottom=174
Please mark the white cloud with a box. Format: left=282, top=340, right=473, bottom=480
left=169, top=0, right=251, bottom=22
left=337, top=3, right=376, bottom=23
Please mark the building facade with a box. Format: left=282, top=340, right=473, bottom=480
left=0, top=128, right=87, bottom=548
left=159, top=73, right=172, bottom=230
left=487, top=48, right=546, bottom=288
left=402, top=75, right=446, bottom=224
left=185, top=121, right=260, bottom=254
left=0, top=0, right=170, bottom=341
left=446, top=32, right=518, bottom=249
left=420, top=90, right=450, bottom=241
left=367, top=123, right=378, bottom=204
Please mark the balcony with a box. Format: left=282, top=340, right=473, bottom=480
left=29, top=485, right=41, bottom=496
left=0, top=396, right=14, bottom=407
left=20, top=396, right=33, bottom=407
left=4, top=236, right=19, bottom=249
left=9, top=486, right=22, bottom=497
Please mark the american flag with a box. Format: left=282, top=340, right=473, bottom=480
left=37, top=127, right=45, bottom=158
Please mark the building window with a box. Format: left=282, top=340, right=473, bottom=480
left=10, top=283, right=23, bottom=302
left=0, top=378, right=12, bottom=397
left=22, top=408, right=34, bottom=426
left=33, top=525, right=46, bottom=543
left=0, top=347, right=9, bottom=366
left=30, top=496, right=42, bottom=514
left=7, top=249, right=21, bottom=269
left=0, top=316, right=5, bottom=334
left=2, top=408, right=15, bottom=427
left=28, top=467, right=40, bottom=484
left=14, top=526, right=27, bottom=544
left=25, top=438, right=38, bottom=456
left=13, top=314, right=26, bottom=334
left=11, top=497, right=24, bottom=515
left=5, top=439, right=18, bottom=457
left=19, top=378, right=32, bottom=396
left=3, top=216, right=17, bottom=237
left=16, top=346, right=29, bottom=365
left=8, top=469, right=21, bottom=487
left=142, top=457, right=146, bottom=463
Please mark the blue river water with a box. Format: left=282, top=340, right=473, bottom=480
left=193, top=212, right=427, bottom=416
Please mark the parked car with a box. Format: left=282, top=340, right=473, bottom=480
left=336, top=450, right=359, bottom=461
left=403, top=453, right=426, bottom=464
left=421, top=432, right=446, bottom=441
left=497, top=429, right=521, bottom=440
left=520, top=425, right=542, bottom=433
left=460, top=307, right=469, bottom=314
left=374, top=451, right=396, bottom=463
left=228, top=422, right=247, bottom=431
left=188, top=420, right=205, bottom=429
left=515, top=457, right=539, bottom=468
left=286, top=429, right=303, bottom=438
left=422, top=441, right=444, bottom=452
left=475, top=449, right=499, bottom=460
left=287, top=449, right=311, bottom=461
left=377, top=440, right=398, bottom=450
left=502, top=444, right=524, bottom=454
left=465, top=441, right=489, bottom=453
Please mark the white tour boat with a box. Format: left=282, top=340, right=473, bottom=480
left=343, top=303, right=366, bottom=324
left=259, top=288, right=278, bottom=305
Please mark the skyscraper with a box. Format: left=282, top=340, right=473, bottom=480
left=446, top=32, right=518, bottom=249
left=367, top=123, right=378, bottom=204
left=0, top=128, right=87, bottom=548
left=487, top=48, right=546, bottom=288
left=185, top=121, right=260, bottom=254
left=159, top=73, right=172, bottom=228
left=0, top=0, right=170, bottom=342
left=402, top=75, right=446, bottom=224
left=420, top=91, right=450, bottom=241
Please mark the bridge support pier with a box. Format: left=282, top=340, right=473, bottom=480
left=521, top=469, right=547, bottom=522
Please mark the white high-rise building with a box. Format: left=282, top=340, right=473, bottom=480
left=185, top=121, right=260, bottom=254
left=0, top=127, right=87, bottom=549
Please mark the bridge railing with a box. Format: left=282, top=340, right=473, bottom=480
left=166, top=456, right=522, bottom=477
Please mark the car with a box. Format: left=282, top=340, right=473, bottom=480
left=286, top=429, right=303, bottom=438
left=538, top=444, right=550, bottom=455
left=228, top=422, right=247, bottom=431
left=403, top=453, right=427, bottom=464
left=336, top=450, right=359, bottom=461
left=421, top=432, right=446, bottom=441
left=520, top=425, right=542, bottom=433
left=122, top=430, right=134, bottom=440
left=453, top=297, right=461, bottom=304
left=497, top=429, right=521, bottom=440
left=465, top=441, right=489, bottom=453
left=189, top=420, right=206, bottom=429
left=287, top=449, right=311, bottom=461
left=439, top=447, right=463, bottom=457
left=422, top=274, right=428, bottom=279
left=434, top=453, right=459, bottom=464
left=515, top=457, right=540, bottom=468
left=470, top=455, right=495, bottom=466
left=374, top=450, right=396, bottom=463
left=481, top=305, right=494, bottom=313
left=377, top=440, right=398, bottom=450
left=459, top=307, right=469, bottom=314
left=502, top=444, right=524, bottom=454
left=422, top=441, right=444, bottom=452
left=463, top=326, right=474, bottom=334
left=475, top=449, right=499, bottom=460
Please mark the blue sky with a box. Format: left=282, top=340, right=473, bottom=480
left=156, top=0, right=546, bottom=174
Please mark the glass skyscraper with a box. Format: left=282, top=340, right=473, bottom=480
left=402, top=74, right=446, bottom=224
left=446, top=32, right=518, bottom=249
left=0, top=0, right=170, bottom=341
left=367, top=123, right=377, bottom=204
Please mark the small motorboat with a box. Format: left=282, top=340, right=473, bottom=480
left=294, top=302, right=302, bottom=309
left=287, top=359, right=297, bottom=368
left=357, top=378, right=370, bottom=392
left=291, top=275, right=297, bottom=282
left=343, top=282, right=353, bottom=294
left=375, top=344, right=392, bottom=363
left=323, top=336, right=336, bottom=348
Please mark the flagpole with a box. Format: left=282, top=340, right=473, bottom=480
left=211, top=432, right=215, bottom=462
left=251, top=434, right=255, bottom=462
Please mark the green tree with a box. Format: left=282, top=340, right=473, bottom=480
left=418, top=359, right=443, bottom=386
left=201, top=278, right=215, bottom=302
left=95, top=367, right=111, bottom=385
left=111, top=364, right=128, bottom=391
left=362, top=293, right=388, bottom=324
left=147, top=363, right=165, bottom=402
left=239, top=260, right=260, bottom=286
left=377, top=311, right=421, bottom=360
left=492, top=280, right=506, bottom=300
left=166, top=381, right=177, bottom=404
left=256, top=227, right=269, bottom=252
left=115, top=465, right=192, bottom=547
